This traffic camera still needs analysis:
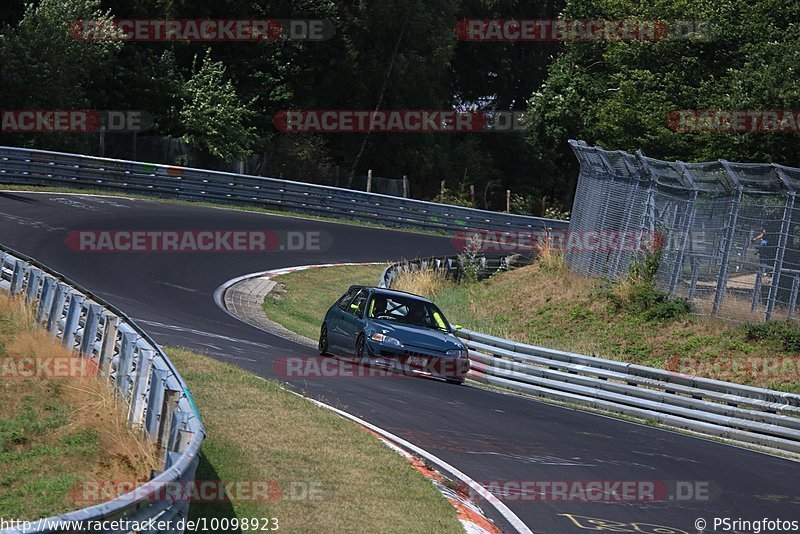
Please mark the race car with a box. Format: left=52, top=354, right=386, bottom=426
left=319, top=286, right=470, bottom=384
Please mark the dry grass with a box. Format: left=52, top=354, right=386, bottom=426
left=390, top=268, right=449, bottom=300
left=0, top=293, right=158, bottom=520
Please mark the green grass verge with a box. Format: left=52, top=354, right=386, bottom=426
left=166, top=347, right=461, bottom=533
left=262, top=264, right=388, bottom=341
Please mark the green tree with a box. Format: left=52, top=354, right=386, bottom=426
left=526, top=0, right=800, bottom=202
left=178, top=49, right=258, bottom=161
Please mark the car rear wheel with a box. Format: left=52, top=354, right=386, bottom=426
left=318, top=324, right=329, bottom=356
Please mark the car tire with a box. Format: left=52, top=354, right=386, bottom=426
left=355, top=334, right=367, bottom=364
left=318, top=324, right=329, bottom=356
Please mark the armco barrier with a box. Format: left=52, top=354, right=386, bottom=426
left=380, top=259, right=800, bottom=454
left=0, top=244, right=204, bottom=534
left=0, top=145, right=567, bottom=235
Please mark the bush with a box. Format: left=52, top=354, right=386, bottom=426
left=744, top=321, right=800, bottom=351
left=608, top=280, right=691, bottom=322
left=457, top=234, right=482, bottom=283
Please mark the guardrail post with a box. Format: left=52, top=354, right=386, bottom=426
left=116, top=331, right=137, bottom=399
left=47, top=283, right=69, bottom=339
left=146, top=369, right=168, bottom=438
left=36, top=276, right=56, bottom=324
left=24, top=267, right=41, bottom=304
left=169, top=411, right=189, bottom=453
left=62, top=293, right=85, bottom=349
left=79, top=304, right=102, bottom=356
left=10, top=261, right=24, bottom=295
left=98, top=314, right=119, bottom=378
left=129, top=348, right=154, bottom=428
left=712, top=161, right=744, bottom=316
left=158, top=389, right=181, bottom=464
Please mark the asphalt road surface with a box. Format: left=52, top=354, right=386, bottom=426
left=2, top=191, right=798, bottom=533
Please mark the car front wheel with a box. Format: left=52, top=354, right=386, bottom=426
left=355, top=334, right=368, bottom=364
left=318, top=324, right=329, bottom=356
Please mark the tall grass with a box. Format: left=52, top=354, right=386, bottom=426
left=390, top=269, right=450, bottom=300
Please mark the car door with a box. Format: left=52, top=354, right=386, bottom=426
left=328, top=287, right=361, bottom=353
left=338, top=289, right=368, bottom=359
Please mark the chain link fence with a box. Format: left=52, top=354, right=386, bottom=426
left=567, top=140, right=800, bottom=323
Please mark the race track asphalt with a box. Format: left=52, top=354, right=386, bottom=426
left=2, top=191, right=798, bottom=533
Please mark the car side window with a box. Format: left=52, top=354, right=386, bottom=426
left=348, top=290, right=368, bottom=317
left=337, top=288, right=360, bottom=311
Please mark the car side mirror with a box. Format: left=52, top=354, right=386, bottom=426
left=453, top=324, right=463, bottom=330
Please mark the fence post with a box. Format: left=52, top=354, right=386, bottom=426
left=765, top=166, right=796, bottom=321
left=669, top=162, right=700, bottom=294
left=688, top=258, right=699, bottom=303
left=789, top=276, right=799, bottom=319
left=366, top=169, right=372, bottom=192
left=712, top=160, right=744, bottom=316
left=402, top=175, right=409, bottom=198
left=751, top=273, right=762, bottom=312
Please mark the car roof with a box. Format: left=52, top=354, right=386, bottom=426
left=346, top=285, right=434, bottom=304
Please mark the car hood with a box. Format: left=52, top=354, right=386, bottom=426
left=369, top=320, right=463, bottom=352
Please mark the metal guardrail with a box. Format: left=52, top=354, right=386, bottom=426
left=0, top=145, right=566, bottom=235
left=380, top=259, right=800, bottom=455
left=0, top=244, right=205, bottom=534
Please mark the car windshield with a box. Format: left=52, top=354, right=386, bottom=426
left=368, top=294, right=450, bottom=332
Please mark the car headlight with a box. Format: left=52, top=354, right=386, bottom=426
left=446, top=348, right=467, bottom=358
left=371, top=333, right=402, bottom=347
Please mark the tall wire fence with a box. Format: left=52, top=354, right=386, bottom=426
left=567, top=140, right=800, bottom=323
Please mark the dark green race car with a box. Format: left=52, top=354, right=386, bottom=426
left=319, top=286, right=470, bottom=384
